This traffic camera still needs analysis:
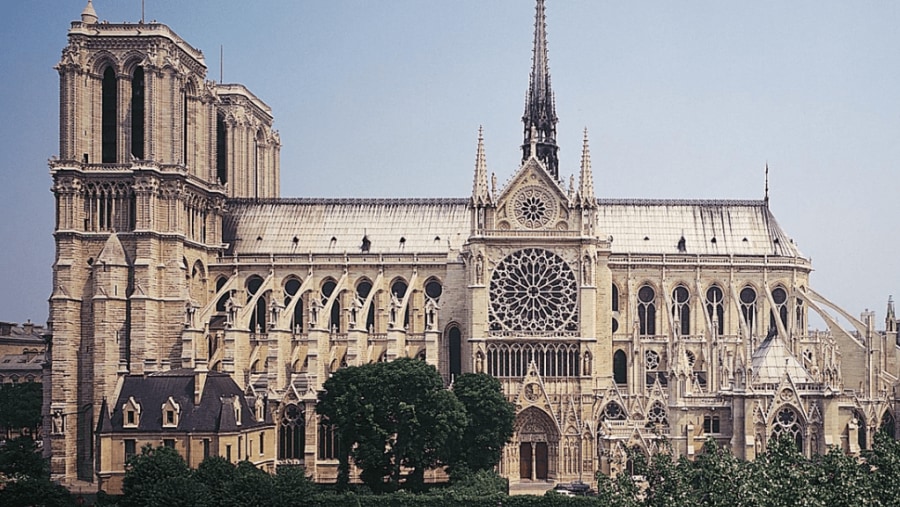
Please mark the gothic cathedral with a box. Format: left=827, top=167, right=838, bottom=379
left=47, top=0, right=899, bottom=493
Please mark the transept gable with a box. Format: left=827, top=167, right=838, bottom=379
left=516, top=361, right=556, bottom=420
left=492, top=158, right=572, bottom=232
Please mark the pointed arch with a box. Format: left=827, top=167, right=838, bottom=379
left=101, top=65, right=118, bottom=163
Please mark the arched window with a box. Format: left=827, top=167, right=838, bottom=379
left=448, top=326, right=461, bottom=379
left=101, top=66, right=117, bottom=163
left=740, top=286, right=757, bottom=337
left=770, top=287, right=788, bottom=334
left=215, top=277, right=228, bottom=312
left=278, top=403, right=304, bottom=461
left=771, top=406, right=803, bottom=452
left=247, top=275, right=266, bottom=333
left=391, top=280, right=409, bottom=328
left=611, top=284, right=619, bottom=334
left=613, top=349, right=627, bottom=385
left=356, top=280, right=375, bottom=331
left=284, top=278, right=303, bottom=333
left=130, top=66, right=144, bottom=159
left=705, top=285, right=725, bottom=336
left=216, top=113, right=228, bottom=184
left=318, top=421, right=338, bottom=460
left=638, top=285, right=656, bottom=336
left=322, top=280, right=340, bottom=332
left=672, top=285, right=690, bottom=336
left=854, top=409, right=867, bottom=450
left=881, top=411, right=896, bottom=439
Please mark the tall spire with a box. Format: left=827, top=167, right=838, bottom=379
left=577, top=128, right=596, bottom=207
left=522, top=0, right=559, bottom=180
left=471, top=126, right=491, bottom=206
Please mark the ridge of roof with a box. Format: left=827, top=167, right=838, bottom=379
left=598, top=198, right=767, bottom=207
left=228, top=197, right=469, bottom=206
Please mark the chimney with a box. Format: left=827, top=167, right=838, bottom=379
left=23, top=320, right=34, bottom=336
left=194, top=360, right=208, bottom=405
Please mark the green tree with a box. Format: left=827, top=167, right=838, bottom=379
left=271, top=466, right=318, bottom=507
left=0, top=383, right=42, bottom=439
left=811, top=445, right=874, bottom=507
left=122, top=445, right=201, bottom=507
left=0, top=436, right=74, bottom=507
left=317, top=358, right=467, bottom=492
left=449, top=373, right=515, bottom=474
left=689, top=439, right=754, bottom=507
left=865, top=431, right=900, bottom=506
left=640, top=443, right=694, bottom=507
left=748, top=434, right=820, bottom=507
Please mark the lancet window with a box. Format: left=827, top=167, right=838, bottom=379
left=101, top=66, right=117, bottom=163
left=613, top=350, right=627, bottom=385
left=638, top=285, right=656, bottom=336
left=770, top=286, right=788, bottom=333
left=284, top=278, right=304, bottom=333
left=83, top=181, right=135, bottom=232
left=486, top=342, right=580, bottom=378
left=278, top=403, right=304, bottom=462
left=740, top=286, right=758, bottom=338
left=247, top=275, right=267, bottom=333
left=611, top=284, right=619, bottom=334
left=705, top=285, right=725, bottom=336
left=131, top=66, right=144, bottom=159
left=356, top=280, right=375, bottom=331
left=671, top=285, right=690, bottom=336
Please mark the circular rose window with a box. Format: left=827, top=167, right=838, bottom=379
left=489, top=248, right=578, bottom=332
left=513, top=186, right=556, bottom=229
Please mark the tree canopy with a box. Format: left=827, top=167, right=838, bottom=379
left=317, top=358, right=469, bottom=491
left=449, top=373, right=515, bottom=474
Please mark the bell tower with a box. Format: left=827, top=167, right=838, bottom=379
left=47, top=1, right=280, bottom=486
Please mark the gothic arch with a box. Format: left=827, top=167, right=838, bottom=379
left=120, top=52, right=146, bottom=76
left=445, top=322, right=462, bottom=380
left=89, top=51, right=118, bottom=76
left=769, top=404, right=805, bottom=452
left=515, top=407, right=560, bottom=481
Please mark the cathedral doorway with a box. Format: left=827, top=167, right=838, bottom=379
left=515, top=407, right=558, bottom=481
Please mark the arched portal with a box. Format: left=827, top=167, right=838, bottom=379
left=514, top=407, right=559, bottom=482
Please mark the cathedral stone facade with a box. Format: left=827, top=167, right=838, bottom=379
left=47, top=0, right=899, bottom=493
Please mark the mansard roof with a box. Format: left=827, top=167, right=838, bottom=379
left=223, top=197, right=804, bottom=259
left=100, top=370, right=267, bottom=434
left=597, top=199, right=803, bottom=258
left=224, top=198, right=470, bottom=255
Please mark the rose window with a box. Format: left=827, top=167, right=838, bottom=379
left=513, top=186, right=556, bottom=229
left=489, top=248, right=578, bottom=333
left=646, top=402, right=669, bottom=428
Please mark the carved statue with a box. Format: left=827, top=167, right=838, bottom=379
left=389, top=292, right=401, bottom=328
left=475, top=255, right=484, bottom=285
left=309, top=297, right=323, bottom=328
left=51, top=409, right=64, bottom=435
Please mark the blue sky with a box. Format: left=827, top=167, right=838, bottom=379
left=1, top=1, right=898, bottom=327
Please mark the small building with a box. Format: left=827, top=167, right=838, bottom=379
left=93, top=368, right=275, bottom=494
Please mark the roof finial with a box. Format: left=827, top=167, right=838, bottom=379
left=521, top=0, right=559, bottom=179
left=471, top=126, right=491, bottom=206
left=764, top=161, right=769, bottom=204
left=578, top=127, right=596, bottom=207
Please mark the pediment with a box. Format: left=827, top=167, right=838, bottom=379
left=494, top=158, right=572, bottom=232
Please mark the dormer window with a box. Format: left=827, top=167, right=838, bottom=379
left=161, top=396, right=181, bottom=428
left=123, top=396, right=141, bottom=428
left=233, top=397, right=242, bottom=426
